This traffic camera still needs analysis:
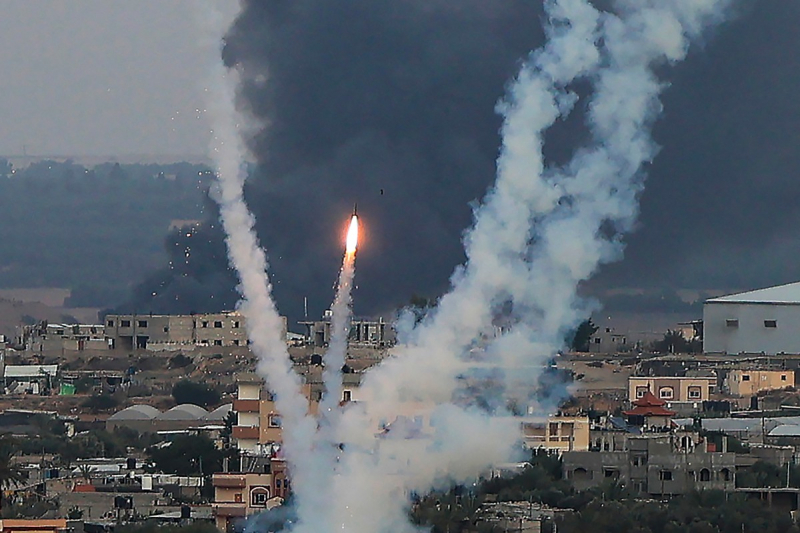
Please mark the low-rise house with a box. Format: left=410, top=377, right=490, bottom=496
left=628, top=376, right=715, bottom=413
left=726, top=369, right=794, bottom=397
left=522, top=416, right=590, bottom=453
left=3, top=365, right=58, bottom=395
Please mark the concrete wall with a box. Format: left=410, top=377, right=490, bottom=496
left=704, top=302, right=800, bottom=355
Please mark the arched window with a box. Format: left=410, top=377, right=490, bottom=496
left=573, top=468, right=590, bottom=481
left=720, top=468, right=731, bottom=482
left=699, top=468, right=711, bottom=482
left=250, top=486, right=270, bottom=507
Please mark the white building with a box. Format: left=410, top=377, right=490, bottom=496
left=704, top=282, right=800, bottom=355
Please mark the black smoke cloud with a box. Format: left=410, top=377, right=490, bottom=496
left=124, top=1, right=800, bottom=325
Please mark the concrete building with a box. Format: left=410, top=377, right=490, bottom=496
left=103, top=311, right=284, bottom=350
left=300, top=313, right=395, bottom=348
left=563, top=434, right=737, bottom=496
left=212, top=460, right=288, bottom=532
left=3, top=365, right=58, bottom=395
left=231, top=374, right=319, bottom=454
left=521, top=416, right=590, bottom=453
left=589, top=326, right=628, bottom=354
left=628, top=376, right=715, bottom=405
left=18, top=323, right=108, bottom=353
left=704, top=282, right=800, bottom=355
left=726, top=369, right=795, bottom=397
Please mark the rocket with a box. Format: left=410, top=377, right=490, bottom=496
left=353, top=202, right=358, bottom=216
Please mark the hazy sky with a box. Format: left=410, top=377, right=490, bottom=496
left=0, top=0, right=237, bottom=157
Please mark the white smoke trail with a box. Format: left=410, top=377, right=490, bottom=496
left=322, top=1, right=731, bottom=532
left=198, top=3, right=332, bottom=529
left=200, top=0, right=731, bottom=532
left=320, top=245, right=357, bottom=424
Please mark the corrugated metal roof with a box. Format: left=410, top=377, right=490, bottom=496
left=4, top=365, right=58, bottom=378
left=707, top=282, right=800, bottom=304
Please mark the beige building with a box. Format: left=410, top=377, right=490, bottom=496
left=522, top=415, right=590, bottom=453
left=212, top=465, right=288, bottom=532
left=232, top=374, right=319, bottom=453
left=628, top=376, right=715, bottom=405
left=726, top=369, right=794, bottom=397
left=19, top=323, right=108, bottom=353
left=104, top=311, right=287, bottom=350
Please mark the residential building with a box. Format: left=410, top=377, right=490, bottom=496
left=104, top=311, right=287, bottom=350
left=3, top=365, right=58, bottom=395
left=212, top=459, right=288, bottom=532
left=563, top=434, right=737, bottom=496
left=18, top=323, right=108, bottom=353
left=628, top=376, right=715, bottom=406
left=521, top=416, right=590, bottom=453
left=589, top=326, right=628, bottom=354
left=300, top=312, right=395, bottom=348
left=726, top=369, right=795, bottom=396
left=704, top=282, right=800, bottom=355
left=231, top=374, right=319, bottom=454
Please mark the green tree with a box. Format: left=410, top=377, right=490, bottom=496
left=81, top=393, right=119, bottom=413
left=172, top=380, right=220, bottom=408
left=569, top=319, right=598, bottom=352
left=148, top=434, right=222, bottom=477
left=0, top=436, right=26, bottom=512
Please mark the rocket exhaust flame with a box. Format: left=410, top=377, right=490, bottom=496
left=346, top=215, right=359, bottom=255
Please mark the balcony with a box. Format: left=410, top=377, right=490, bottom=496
left=212, top=502, right=247, bottom=517
left=233, top=426, right=260, bottom=440
left=233, top=399, right=260, bottom=413
left=212, top=474, right=247, bottom=488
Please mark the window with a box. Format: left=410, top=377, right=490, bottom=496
left=163, top=326, right=169, bottom=333
left=782, top=375, right=788, bottom=381
left=720, top=468, right=731, bottom=482
left=250, top=487, right=269, bottom=506
left=699, top=468, right=711, bottom=482
left=633, top=456, right=647, bottom=467
left=214, top=321, right=223, bottom=328
left=604, top=469, right=619, bottom=479
left=594, top=338, right=601, bottom=344
left=138, top=320, right=148, bottom=328
left=213, top=339, right=222, bottom=346
left=765, top=320, right=777, bottom=328
left=659, top=387, right=674, bottom=399
left=688, top=386, right=702, bottom=399
left=107, top=320, right=114, bottom=327
left=343, top=390, right=352, bottom=402
left=233, top=321, right=240, bottom=328
left=742, top=374, right=751, bottom=381
left=201, top=321, right=208, bottom=328
left=659, top=470, right=673, bottom=481
left=121, top=320, right=131, bottom=328
left=726, top=319, right=739, bottom=328
left=233, top=340, right=240, bottom=346
left=268, top=415, right=282, bottom=428
left=636, top=386, right=648, bottom=398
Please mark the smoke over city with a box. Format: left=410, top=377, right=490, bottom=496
left=201, top=1, right=731, bottom=532
left=121, top=1, right=800, bottom=324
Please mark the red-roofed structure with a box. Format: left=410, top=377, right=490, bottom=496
left=624, top=391, right=676, bottom=428
left=623, top=391, right=677, bottom=417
